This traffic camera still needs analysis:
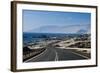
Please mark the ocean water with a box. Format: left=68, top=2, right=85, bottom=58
left=23, top=32, right=87, bottom=46
left=23, top=33, right=66, bottom=45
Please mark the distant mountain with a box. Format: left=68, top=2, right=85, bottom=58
left=76, top=29, right=88, bottom=34
left=27, top=24, right=90, bottom=34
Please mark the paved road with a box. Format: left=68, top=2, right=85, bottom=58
left=25, top=47, right=88, bottom=62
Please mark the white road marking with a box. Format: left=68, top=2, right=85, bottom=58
left=25, top=49, right=47, bottom=62
left=55, top=50, right=58, bottom=61
left=71, top=51, right=89, bottom=59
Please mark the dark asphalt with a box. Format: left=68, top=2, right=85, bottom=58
left=25, top=47, right=87, bottom=62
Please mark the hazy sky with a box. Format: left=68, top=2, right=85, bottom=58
left=23, top=10, right=91, bottom=33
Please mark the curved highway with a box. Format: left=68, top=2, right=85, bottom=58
left=25, top=47, right=87, bottom=62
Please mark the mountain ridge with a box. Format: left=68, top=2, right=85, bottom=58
left=27, top=24, right=90, bottom=34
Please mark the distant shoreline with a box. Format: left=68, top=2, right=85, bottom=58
left=23, top=32, right=91, bottom=35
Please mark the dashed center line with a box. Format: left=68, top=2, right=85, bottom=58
left=55, top=50, right=59, bottom=61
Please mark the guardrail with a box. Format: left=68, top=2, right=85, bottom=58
left=23, top=48, right=46, bottom=62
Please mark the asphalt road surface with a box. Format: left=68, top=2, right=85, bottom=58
left=25, top=47, right=88, bottom=62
